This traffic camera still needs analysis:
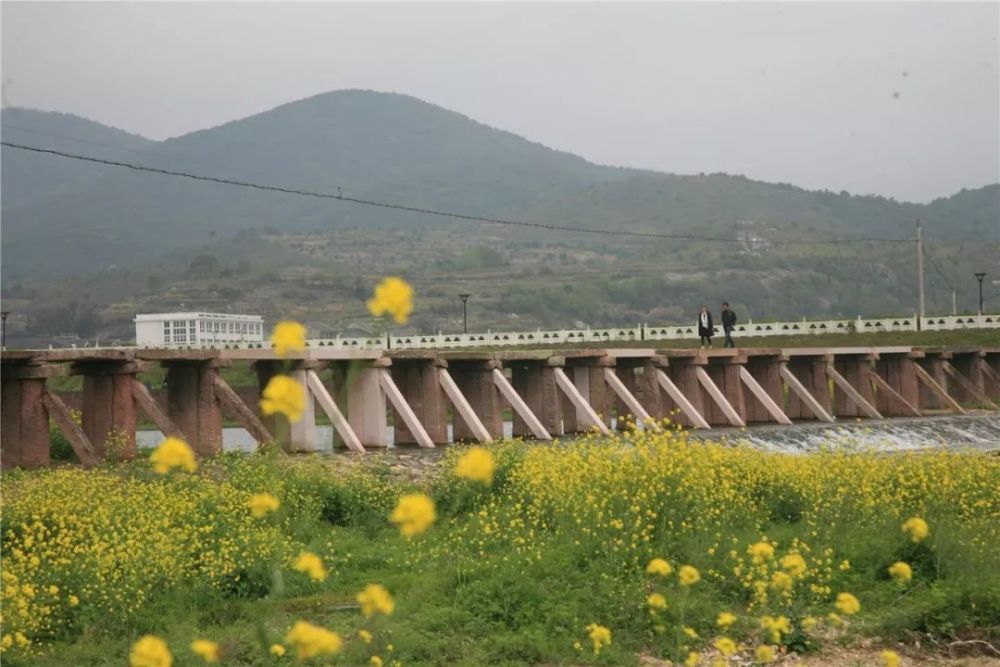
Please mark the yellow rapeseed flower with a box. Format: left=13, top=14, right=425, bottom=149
left=190, top=640, right=219, bottom=663
left=646, top=558, right=673, bottom=576
left=455, top=447, right=495, bottom=485
left=292, top=551, right=327, bottom=582
left=760, top=615, right=791, bottom=643
left=901, top=517, right=929, bottom=543
left=835, top=592, right=861, bottom=615
left=679, top=565, right=701, bottom=586
left=357, top=584, right=395, bottom=618
left=714, top=637, right=737, bottom=657
left=390, top=493, right=436, bottom=537
left=683, top=626, right=699, bottom=639
left=881, top=649, right=900, bottom=667
left=780, top=553, right=807, bottom=577
left=685, top=651, right=700, bottom=666
left=249, top=492, right=281, bottom=518
left=259, top=375, right=306, bottom=423
left=646, top=593, right=667, bottom=610
left=129, top=634, right=173, bottom=667
left=150, top=437, right=197, bottom=474
left=367, top=277, right=414, bottom=325
left=717, top=612, right=736, bottom=628
left=755, top=645, right=776, bottom=663
left=770, top=571, right=793, bottom=592
left=269, top=644, right=286, bottom=657
left=68, top=595, right=79, bottom=606
left=271, top=320, right=306, bottom=357
left=586, top=623, right=612, bottom=654
left=750, top=541, right=775, bottom=563
left=888, top=561, right=913, bottom=584
left=285, top=621, right=343, bottom=660
left=358, top=630, right=373, bottom=644
left=371, top=657, right=384, bottom=667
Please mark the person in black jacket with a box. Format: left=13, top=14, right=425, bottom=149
left=697, top=305, right=714, bottom=348
left=720, top=302, right=737, bottom=348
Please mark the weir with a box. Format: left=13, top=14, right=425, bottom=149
left=2, top=345, right=999, bottom=468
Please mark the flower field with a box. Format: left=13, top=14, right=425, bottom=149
left=2, top=426, right=999, bottom=666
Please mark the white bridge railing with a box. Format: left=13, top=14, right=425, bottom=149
left=102, top=313, right=997, bottom=352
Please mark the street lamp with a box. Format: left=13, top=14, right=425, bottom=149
left=0, top=311, right=8, bottom=349
left=975, top=272, right=986, bottom=315
left=459, top=294, right=471, bottom=334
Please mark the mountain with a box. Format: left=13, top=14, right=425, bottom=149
left=0, top=91, right=997, bottom=343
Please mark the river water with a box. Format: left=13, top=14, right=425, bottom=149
left=135, top=413, right=1000, bottom=454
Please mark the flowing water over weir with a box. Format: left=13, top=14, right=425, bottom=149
left=135, top=413, right=1000, bottom=455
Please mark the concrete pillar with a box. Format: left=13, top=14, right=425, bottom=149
left=511, top=362, right=562, bottom=437
left=918, top=356, right=949, bottom=410
left=875, top=355, right=920, bottom=417
left=613, top=365, right=638, bottom=431
left=449, top=360, right=503, bottom=440
left=666, top=360, right=705, bottom=428
left=744, top=357, right=784, bottom=423
left=77, top=362, right=138, bottom=460
left=164, top=361, right=223, bottom=456
left=950, top=352, right=985, bottom=405
left=784, top=357, right=830, bottom=421
left=560, top=362, right=612, bottom=433
left=391, top=359, right=447, bottom=445
left=983, top=353, right=1000, bottom=400
left=347, top=365, right=387, bottom=447
left=254, top=360, right=282, bottom=441
left=289, top=368, right=317, bottom=452
left=1, top=375, right=50, bottom=469
left=832, top=357, right=875, bottom=418
left=636, top=359, right=666, bottom=422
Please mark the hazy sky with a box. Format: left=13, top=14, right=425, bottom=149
left=2, top=2, right=998, bottom=203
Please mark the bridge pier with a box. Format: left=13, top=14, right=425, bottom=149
left=164, top=360, right=223, bottom=457
left=784, top=355, right=832, bottom=421
left=832, top=355, right=878, bottom=418
left=868, top=353, right=921, bottom=417
left=1, top=370, right=50, bottom=469
left=446, top=357, right=504, bottom=440
left=661, top=355, right=707, bottom=428
left=704, top=354, right=747, bottom=426
left=346, top=361, right=389, bottom=448
left=741, top=353, right=788, bottom=424
left=510, top=359, right=562, bottom=437
left=76, top=361, right=140, bottom=459
left=389, top=355, right=447, bottom=445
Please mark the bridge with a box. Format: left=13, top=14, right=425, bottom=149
left=3, top=344, right=999, bottom=468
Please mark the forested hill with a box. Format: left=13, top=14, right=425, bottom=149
left=2, top=89, right=997, bottom=281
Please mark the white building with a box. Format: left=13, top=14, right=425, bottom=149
left=134, top=312, right=265, bottom=347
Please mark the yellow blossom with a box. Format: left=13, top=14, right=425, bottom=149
left=48, top=585, right=59, bottom=595
left=646, top=558, right=673, bottom=576
left=357, top=584, right=395, bottom=618
left=285, top=621, right=343, bottom=660
left=190, top=640, right=219, bottom=663
left=780, top=553, right=807, bottom=577
left=888, top=561, right=913, bottom=584
left=69, top=594, right=80, bottom=607
left=801, top=616, right=818, bottom=630
left=249, top=493, right=280, bottom=518
left=150, top=437, right=197, bottom=474
left=269, top=644, right=286, bottom=657
left=760, top=616, right=791, bottom=643
left=755, top=645, right=776, bottom=663
left=371, top=657, right=383, bottom=667
left=679, top=565, right=701, bottom=586
left=770, top=571, right=793, bottom=592
left=390, top=493, right=436, bottom=537
left=130, top=635, right=173, bottom=667
left=717, top=611, right=736, bottom=628
left=835, top=592, right=861, bottom=615
left=714, top=637, right=737, bottom=657
left=586, top=623, right=612, bottom=654
left=367, top=277, right=414, bottom=324
left=293, top=551, right=327, bottom=582
left=901, top=517, right=929, bottom=542
left=685, top=651, right=700, bottom=667
left=881, top=650, right=900, bottom=667
left=647, top=592, right=668, bottom=610
left=358, top=630, right=373, bottom=644
left=683, top=626, right=699, bottom=639
left=259, top=375, right=306, bottom=423
left=750, top=541, right=774, bottom=563
left=271, top=320, right=306, bottom=357
left=455, top=447, right=495, bottom=485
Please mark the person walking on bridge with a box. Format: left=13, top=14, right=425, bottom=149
left=697, top=305, right=714, bottom=348
left=720, top=302, right=737, bottom=348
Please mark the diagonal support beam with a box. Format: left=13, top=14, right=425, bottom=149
left=491, top=369, right=551, bottom=440
left=41, top=389, right=100, bottom=466
left=212, top=374, right=276, bottom=446
left=826, top=363, right=883, bottom=419
left=942, top=361, right=997, bottom=409
left=306, top=370, right=364, bottom=453
left=779, top=364, right=835, bottom=423
left=553, top=367, right=610, bottom=435
left=439, top=369, right=492, bottom=443
left=655, top=369, right=711, bottom=429
left=603, top=368, right=655, bottom=428
left=980, top=359, right=1000, bottom=395
left=738, top=367, right=792, bottom=425
left=695, top=367, right=745, bottom=427
left=913, top=363, right=966, bottom=414
left=864, top=365, right=922, bottom=417
left=378, top=369, right=434, bottom=448
left=130, top=377, right=188, bottom=441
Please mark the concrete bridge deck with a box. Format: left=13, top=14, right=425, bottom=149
left=3, top=345, right=999, bottom=468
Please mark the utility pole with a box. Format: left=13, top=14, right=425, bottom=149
left=951, top=290, right=957, bottom=316
left=0, top=311, right=9, bottom=349
left=975, top=272, right=986, bottom=315
left=459, top=294, right=470, bottom=334
left=916, top=220, right=925, bottom=329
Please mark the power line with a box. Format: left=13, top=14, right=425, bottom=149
left=1, top=140, right=917, bottom=246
